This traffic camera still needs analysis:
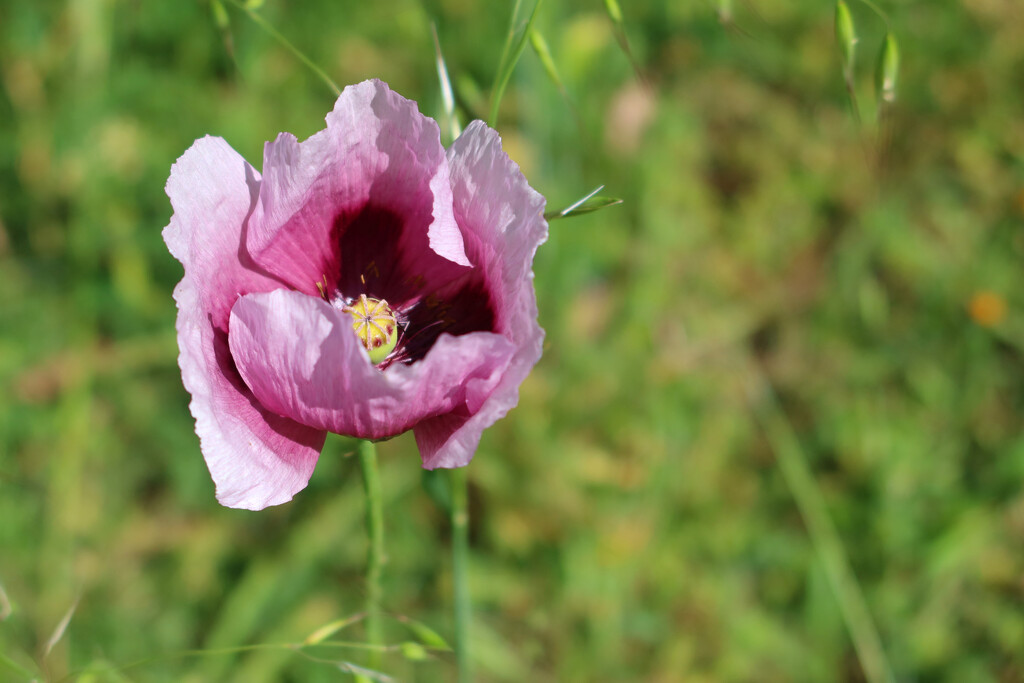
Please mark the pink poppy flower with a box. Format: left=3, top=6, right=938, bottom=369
left=164, top=80, right=546, bottom=510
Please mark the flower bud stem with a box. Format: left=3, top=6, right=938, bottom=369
left=358, top=440, right=385, bottom=676
left=451, top=467, right=473, bottom=683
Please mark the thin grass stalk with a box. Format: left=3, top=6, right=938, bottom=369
left=488, top=0, right=543, bottom=128
left=450, top=466, right=472, bottom=683
left=431, top=23, right=461, bottom=144
left=604, top=0, right=646, bottom=83
left=873, top=32, right=899, bottom=172
left=748, top=367, right=896, bottom=683
left=224, top=0, right=340, bottom=96
left=357, top=440, right=385, bottom=678
left=492, top=0, right=524, bottom=103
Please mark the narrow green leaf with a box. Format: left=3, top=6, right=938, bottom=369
left=489, top=0, right=524, bottom=124
left=303, top=613, right=365, bottom=646
left=875, top=32, right=899, bottom=104
left=337, top=660, right=394, bottom=682
left=244, top=0, right=264, bottom=8
left=545, top=197, right=623, bottom=220
left=488, top=0, right=544, bottom=128
left=396, top=614, right=452, bottom=650
left=716, top=0, right=734, bottom=23
left=431, top=23, right=461, bottom=143
left=603, top=0, right=645, bottom=82
left=529, top=29, right=564, bottom=93
left=211, top=0, right=230, bottom=29
left=0, top=579, right=11, bottom=620
left=835, top=1, right=857, bottom=76
left=494, top=0, right=524, bottom=77
left=210, top=0, right=237, bottom=61
left=44, top=595, right=80, bottom=656
left=603, top=0, right=623, bottom=24
left=455, top=74, right=485, bottom=119
left=544, top=185, right=623, bottom=220
left=399, top=641, right=430, bottom=661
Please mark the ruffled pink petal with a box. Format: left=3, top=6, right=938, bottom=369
left=244, top=80, right=470, bottom=300
left=414, top=121, right=548, bottom=469
left=164, top=135, right=326, bottom=510
left=228, top=289, right=515, bottom=441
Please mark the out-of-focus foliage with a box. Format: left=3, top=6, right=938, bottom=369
left=2, top=0, right=1023, bottom=681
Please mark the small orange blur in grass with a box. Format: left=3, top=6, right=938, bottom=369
left=968, top=291, right=1007, bottom=327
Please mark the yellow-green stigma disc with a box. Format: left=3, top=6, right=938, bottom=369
left=344, top=294, right=398, bottom=364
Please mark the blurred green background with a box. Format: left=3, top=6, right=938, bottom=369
left=2, top=0, right=1024, bottom=681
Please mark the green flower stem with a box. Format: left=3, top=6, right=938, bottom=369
left=358, top=440, right=385, bottom=674
left=450, top=466, right=472, bottom=683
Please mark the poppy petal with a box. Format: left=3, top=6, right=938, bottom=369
left=245, top=80, right=470, bottom=300
left=228, top=289, right=515, bottom=441
left=414, top=121, right=548, bottom=469
left=164, top=136, right=326, bottom=510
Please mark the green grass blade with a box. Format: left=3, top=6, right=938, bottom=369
left=431, top=23, right=461, bottom=144
left=303, top=614, right=366, bottom=646
left=0, top=579, right=11, bottom=620
left=488, top=0, right=544, bottom=128
left=211, top=0, right=230, bottom=29
left=210, top=0, right=237, bottom=61
left=492, top=0, right=524, bottom=100
left=748, top=365, right=896, bottom=683
left=223, top=0, right=340, bottom=96
left=835, top=0, right=857, bottom=80
left=338, top=660, right=394, bottom=682
left=716, top=0, right=734, bottom=23
left=874, top=32, right=899, bottom=106
left=395, top=615, right=452, bottom=651
left=604, top=0, right=645, bottom=81
left=545, top=185, right=623, bottom=220
left=43, top=595, right=80, bottom=657
left=528, top=28, right=565, bottom=95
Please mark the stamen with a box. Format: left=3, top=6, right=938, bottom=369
left=315, top=274, right=330, bottom=300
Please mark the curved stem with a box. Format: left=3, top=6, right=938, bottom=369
left=224, top=0, right=341, bottom=96
left=358, top=440, right=385, bottom=675
left=451, top=467, right=472, bottom=683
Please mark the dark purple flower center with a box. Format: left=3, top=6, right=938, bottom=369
left=321, top=204, right=496, bottom=368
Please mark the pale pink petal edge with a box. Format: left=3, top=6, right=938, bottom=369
left=165, top=135, right=326, bottom=510
left=415, top=121, right=547, bottom=468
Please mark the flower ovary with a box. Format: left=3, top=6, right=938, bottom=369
left=344, top=294, right=399, bottom=365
